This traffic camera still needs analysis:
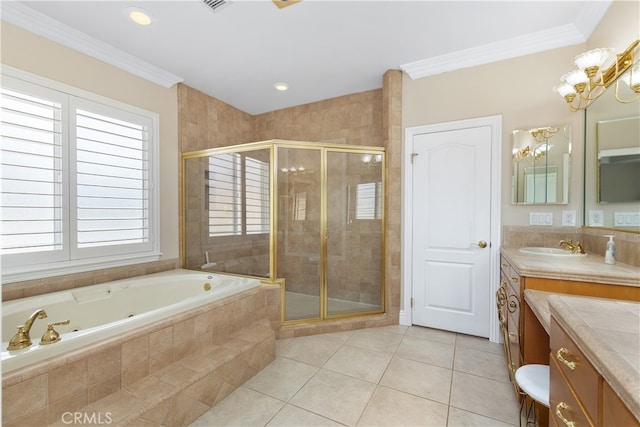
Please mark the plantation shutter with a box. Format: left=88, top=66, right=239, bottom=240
left=208, top=153, right=241, bottom=236
left=245, top=156, right=269, bottom=234
left=355, top=182, right=382, bottom=220
left=73, top=105, right=151, bottom=254
left=0, top=82, right=67, bottom=262
left=207, top=153, right=269, bottom=237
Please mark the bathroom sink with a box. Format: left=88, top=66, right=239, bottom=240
left=519, top=247, right=587, bottom=257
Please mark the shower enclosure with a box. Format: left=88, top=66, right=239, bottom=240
left=182, top=140, right=385, bottom=323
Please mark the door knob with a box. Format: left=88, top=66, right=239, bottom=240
left=477, top=240, right=488, bottom=248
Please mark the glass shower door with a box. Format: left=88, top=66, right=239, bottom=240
left=325, top=150, right=383, bottom=317
left=278, top=147, right=322, bottom=321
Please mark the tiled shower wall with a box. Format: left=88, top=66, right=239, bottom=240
left=179, top=70, right=403, bottom=331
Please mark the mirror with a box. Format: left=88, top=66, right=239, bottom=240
left=584, top=64, right=640, bottom=231
left=512, top=124, right=571, bottom=204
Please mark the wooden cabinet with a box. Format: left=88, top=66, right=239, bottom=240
left=602, top=381, right=638, bottom=427
left=549, top=318, right=640, bottom=427
left=498, top=258, right=521, bottom=395
left=498, top=253, right=640, bottom=374
left=498, top=251, right=640, bottom=424
left=550, top=318, right=600, bottom=425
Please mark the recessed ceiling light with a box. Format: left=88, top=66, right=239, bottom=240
left=125, top=7, right=154, bottom=26
left=274, top=82, right=289, bottom=91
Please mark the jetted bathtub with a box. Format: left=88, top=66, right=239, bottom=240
left=1, top=269, right=261, bottom=373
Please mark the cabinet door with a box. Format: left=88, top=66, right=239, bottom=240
left=602, top=381, right=639, bottom=427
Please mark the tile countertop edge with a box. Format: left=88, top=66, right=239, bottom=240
left=548, top=294, right=640, bottom=421
left=500, top=247, right=640, bottom=287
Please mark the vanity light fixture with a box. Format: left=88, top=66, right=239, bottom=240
left=555, top=40, right=639, bottom=111
left=125, top=7, right=154, bottom=26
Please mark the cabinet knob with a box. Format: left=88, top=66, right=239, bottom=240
left=555, top=402, right=576, bottom=427
left=556, top=347, right=577, bottom=370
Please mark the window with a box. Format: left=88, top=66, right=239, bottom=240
left=355, top=182, right=382, bottom=220
left=1, top=71, right=159, bottom=280
left=207, top=153, right=269, bottom=237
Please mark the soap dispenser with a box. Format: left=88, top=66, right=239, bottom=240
left=604, top=235, right=616, bottom=265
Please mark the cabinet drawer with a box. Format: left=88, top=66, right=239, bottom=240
left=602, top=380, right=639, bottom=427
left=550, top=357, right=593, bottom=427
left=550, top=319, right=599, bottom=423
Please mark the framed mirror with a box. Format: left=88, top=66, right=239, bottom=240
left=511, top=124, right=571, bottom=204
left=584, top=64, right=640, bottom=231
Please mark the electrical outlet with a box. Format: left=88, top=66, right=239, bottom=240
left=589, top=210, right=604, bottom=226
left=562, top=210, right=576, bottom=226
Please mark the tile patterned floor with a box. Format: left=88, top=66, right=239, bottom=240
left=190, top=325, right=520, bottom=426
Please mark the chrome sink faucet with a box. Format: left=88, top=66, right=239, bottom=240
left=558, top=239, right=586, bottom=254
left=7, top=309, right=48, bottom=351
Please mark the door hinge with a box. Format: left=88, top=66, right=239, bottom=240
left=410, top=297, right=414, bottom=308
left=411, top=153, right=418, bottom=164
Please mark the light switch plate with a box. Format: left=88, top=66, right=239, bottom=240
left=562, top=210, right=576, bottom=226
left=530, top=212, right=553, bottom=226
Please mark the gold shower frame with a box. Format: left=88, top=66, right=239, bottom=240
left=181, top=139, right=386, bottom=325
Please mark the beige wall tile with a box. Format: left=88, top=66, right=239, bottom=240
left=89, top=374, right=121, bottom=404
left=47, top=390, right=88, bottom=425
left=48, top=359, right=88, bottom=404
left=121, top=336, right=149, bottom=370
left=149, top=325, right=174, bottom=355
left=88, top=346, right=121, bottom=385
left=2, top=374, right=48, bottom=424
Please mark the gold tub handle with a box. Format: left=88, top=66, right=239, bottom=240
left=555, top=402, right=576, bottom=427
left=40, top=320, right=70, bottom=345
left=556, top=347, right=577, bottom=370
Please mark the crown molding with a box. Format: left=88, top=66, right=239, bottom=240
left=400, top=23, right=589, bottom=80
left=1, top=2, right=183, bottom=88
left=400, top=0, right=613, bottom=81
left=574, top=0, right=612, bottom=40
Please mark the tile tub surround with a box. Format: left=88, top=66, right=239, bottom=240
left=2, top=284, right=281, bottom=427
left=548, top=294, right=640, bottom=421
left=500, top=246, right=640, bottom=287
left=502, top=225, right=640, bottom=267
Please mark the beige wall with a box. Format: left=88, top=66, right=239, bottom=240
left=402, top=0, right=639, bottom=230
left=403, top=45, right=584, bottom=228
left=0, top=23, right=179, bottom=265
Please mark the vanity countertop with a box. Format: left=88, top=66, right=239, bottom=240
left=501, top=246, right=640, bottom=287
left=546, top=293, right=640, bottom=421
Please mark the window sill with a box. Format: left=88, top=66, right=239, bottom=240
left=1, top=252, right=163, bottom=284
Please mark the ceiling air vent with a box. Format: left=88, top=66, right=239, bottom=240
left=202, top=0, right=232, bottom=12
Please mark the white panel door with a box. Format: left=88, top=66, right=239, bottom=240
left=411, top=125, right=492, bottom=337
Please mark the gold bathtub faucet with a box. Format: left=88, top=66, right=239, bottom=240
left=558, top=239, right=586, bottom=254
left=7, top=309, right=48, bottom=351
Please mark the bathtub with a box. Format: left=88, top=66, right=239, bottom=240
left=1, top=269, right=261, bottom=373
